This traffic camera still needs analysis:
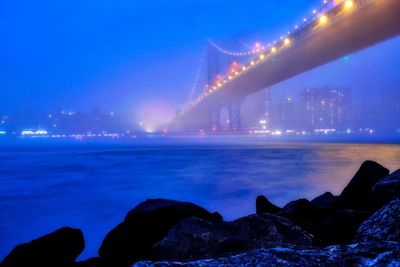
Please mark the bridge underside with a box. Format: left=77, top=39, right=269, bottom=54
left=173, top=0, right=400, bottom=131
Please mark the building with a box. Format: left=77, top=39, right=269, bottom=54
left=270, top=96, right=298, bottom=130
left=300, top=88, right=351, bottom=130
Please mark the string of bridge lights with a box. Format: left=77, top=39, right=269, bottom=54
left=208, top=39, right=265, bottom=57
left=185, top=0, right=357, bottom=110
left=187, top=47, right=207, bottom=105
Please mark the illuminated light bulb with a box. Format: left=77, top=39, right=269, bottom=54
left=217, top=83, right=222, bottom=87
left=250, top=61, right=255, bottom=65
left=284, top=38, right=291, bottom=46
left=242, top=66, right=246, bottom=71
left=260, top=54, right=265, bottom=60
left=271, top=47, right=277, bottom=53
left=235, top=71, right=239, bottom=76
left=344, top=0, right=354, bottom=10
left=228, top=76, right=232, bottom=80
left=313, top=9, right=317, bottom=14
left=319, top=14, right=328, bottom=25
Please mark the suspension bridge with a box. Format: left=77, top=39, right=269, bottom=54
left=172, top=0, right=400, bottom=131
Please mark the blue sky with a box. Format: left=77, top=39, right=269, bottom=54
left=1, top=0, right=399, bottom=117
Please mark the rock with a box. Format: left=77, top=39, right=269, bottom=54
left=152, top=213, right=317, bottom=261
left=230, top=213, right=316, bottom=247
left=279, top=199, right=319, bottom=231
left=0, top=227, right=84, bottom=267
left=316, top=210, right=370, bottom=245
left=98, top=199, right=221, bottom=266
left=338, top=161, right=389, bottom=210
left=256, top=195, right=281, bottom=214
left=151, top=217, right=223, bottom=261
left=210, top=212, right=223, bottom=223
left=371, top=169, right=400, bottom=210
left=311, top=192, right=338, bottom=210
left=134, top=242, right=400, bottom=267
left=73, top=257, right=103, bottom=267
left=355, top=199, right=400, bottom=243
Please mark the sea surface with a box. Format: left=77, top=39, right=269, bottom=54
left=1, top=136, right=400, bottom=260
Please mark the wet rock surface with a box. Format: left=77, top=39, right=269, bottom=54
left=371, top=169, right=400, bottom=209
left=355, top=199, right=400, bottom=243
left=134, top=242, right=400, bottom=267
left=153, top=213, right=316, bottom=261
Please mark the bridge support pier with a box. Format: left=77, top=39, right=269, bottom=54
left=228, top=102, right=241, bottom=131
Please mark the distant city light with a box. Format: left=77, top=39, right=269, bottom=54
left=21, top=129, right=48, bottom=136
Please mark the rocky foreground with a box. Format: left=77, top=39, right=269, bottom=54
left=1, top=160, right=400, bottom=267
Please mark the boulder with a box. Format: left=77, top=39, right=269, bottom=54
left=152, top=213, right=317, bottom=261
left=134, top=242, right=400, bottom=267
left=73, top=257, right=103, bottom=267
left=355, top=199, right=400, bottom=243
left=279, top=199, right=319, bottom=231
left=98, top=199, right=221, bottom=266
left=0, top=227, right=84, bottom=267
left=256, top=195, right=281, bottom=214
left=316, top=210, right=370, bottom=245
left=338, top=161, right=389, bottom=210
left=311, top=192, right=338, bottom=210
left=371, top=169, right=400, bottom=210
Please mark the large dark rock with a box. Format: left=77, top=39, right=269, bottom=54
left=316, top=210, right=370, bottom=245
left=279, top=199, right=320, bottom=232
left=134, top=242, right=400, bottom=267
left=355, top=199, right=400, bottom=243
left=0, top=227, right=84, bottom=267
left=152, top=213, right=317, bottom=261
left=371, top=169, right=400, bottom=210
left=256, top=195, right=281, bottom=214
left=338, top=160, right=389, bottom=210
left=98, top=199, right=221, bottom=266
left=73, top=257, right=103, bottom=267
left=311, top=192, right=338, bottom=210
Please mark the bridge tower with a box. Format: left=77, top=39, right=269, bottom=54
left=207, top=42, right=221, bottom=131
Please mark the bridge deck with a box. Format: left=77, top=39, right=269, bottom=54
left=176, top=0, right=400, bottom=129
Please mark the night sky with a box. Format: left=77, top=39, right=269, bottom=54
left=1, top=0, right=399, bottom=119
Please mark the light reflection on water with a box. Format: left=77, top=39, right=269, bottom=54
left=0, top=139, right=400, bottom=260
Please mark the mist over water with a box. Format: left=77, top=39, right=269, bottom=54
left=1, top=137, right=400, bottom=260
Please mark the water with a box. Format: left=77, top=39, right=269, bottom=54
left=1, top=137, right=400, bottom=260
